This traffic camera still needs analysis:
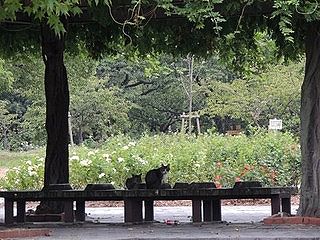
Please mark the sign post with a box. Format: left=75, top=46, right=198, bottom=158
left=268, top=118, right=282, bottom=131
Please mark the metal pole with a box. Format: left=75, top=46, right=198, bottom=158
left=196, top=116, right=201, bottom=135
left=181, top=112, right=186, bottom=133
left=68, top=111, right=74, bottom=147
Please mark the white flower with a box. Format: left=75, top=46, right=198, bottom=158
left=112, top=168, right=117, bottom=173
left=26, top=160, right=32, bottom=165
left=103, top=153, right=111, bottom=162
left=28, top=171, right=37, bottom=176
left=70, top=155, right=80, bottom=161
left=122, top=145, right=129, bottom=150
left=80, top=159, right=92, bottom=166
left=128, top=141, right=136, bottom=146
left=138, top=158, right=147, bottom=165
left=117, top=157, right=124, bottom=163
left=98, top=173, right=106, bottom=178
left=88, top=151, right=95, bottom=156
left=194, top=163, right=201, bottom=168
left=27, top=166, right=33, bottom=172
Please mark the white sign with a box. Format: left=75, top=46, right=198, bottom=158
left=268, top=118, right=282, bottom=130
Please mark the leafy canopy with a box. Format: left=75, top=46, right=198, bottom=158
left=1, top=0, right=315, bottom=63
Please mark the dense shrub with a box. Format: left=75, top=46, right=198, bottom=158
left=1, top=131, right=301, bottom=190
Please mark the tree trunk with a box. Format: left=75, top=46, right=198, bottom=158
left=78, top=127, right=83, bottom=145
left=37, top=22, right=69, bottom=213
left=298, top=21, right=320, bottom=217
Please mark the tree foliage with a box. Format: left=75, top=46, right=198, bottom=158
left=0, top=47, right=303, bottom=147
left=0, top=58, right=13, bottom=93
left=0, top=100, right=18, bottom=150
left=206, top=61, right=303, bottom=133
left=97, top=51, right=235, bottom=134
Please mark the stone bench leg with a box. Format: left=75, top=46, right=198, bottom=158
left=144, top=200, right=154, bottom=221
left=63, top=201, right=74, bottom=223
left=124, top=199, right=143, bottom=223
left=75, top=200, right=86, bottom=222
left=281, top=197, right=291, bottom=214
left=17, top=200, right=26, bottom=223
left=4, top=198, right=14, bottom=225
left=271, top=196, right=281, bottom=215
left=203, top=199, right=221, bottom=222
left=212, top=199, right=221, bottom=221
left=192, top=200, right=202, bottom=222
left=203, top=200, right=212, bottom=222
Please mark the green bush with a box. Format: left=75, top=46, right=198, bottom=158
left=0, top=131, right=301, bottom=190
left=3, top=157, right=44, bottom=190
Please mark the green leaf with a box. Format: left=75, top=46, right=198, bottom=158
left=70, top=6, right=82, bottom=16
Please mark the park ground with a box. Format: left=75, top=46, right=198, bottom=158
left=2, top=204, right=320, bottom=239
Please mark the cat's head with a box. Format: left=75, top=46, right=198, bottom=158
left=160, top=164, right=170, bottom=174
left=132, top=174, right=142, bottom=183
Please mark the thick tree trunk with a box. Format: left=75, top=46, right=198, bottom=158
left=37, top=22, right=69, bottom=213
left=298, top=21, right=320, bottom=217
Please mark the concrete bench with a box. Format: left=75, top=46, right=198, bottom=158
left=0, top=186, right=297, bottom=224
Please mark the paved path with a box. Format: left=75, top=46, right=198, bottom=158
left=3, top=205, right=320, bottom=240
left=84, top=205, right=298, bottom=224
left=33, top=222, right=320, bottom=240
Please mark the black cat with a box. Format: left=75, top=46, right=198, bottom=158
left=145, top=164, right=170, bottom=189
left=125, top=174, right=142, bottom=189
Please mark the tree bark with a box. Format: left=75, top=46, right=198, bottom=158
left=37, top=21, right=69, bottom=213
left=298, top=21, right=320, bottom=217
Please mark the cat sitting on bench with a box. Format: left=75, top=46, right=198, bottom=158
left=125, top=174, right=142, bottom=189
left=145, top=164, right=170, bottom=189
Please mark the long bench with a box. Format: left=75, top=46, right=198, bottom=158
left=0, top=186, right=297, bottom=225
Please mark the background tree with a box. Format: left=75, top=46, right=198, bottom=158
left=0, top=58, right=14, bottom=93
left=70, top=76, right=132, bottom=144
left=0, top=100, right=17, bottom=150
left=98, top=52, right=233, bottom=134
left=3, top=53, right=45, bottom=148
left=206, top=61, right=303, bottom=134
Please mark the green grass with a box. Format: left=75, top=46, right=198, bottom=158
left=0, top=148, right=45, bottom=168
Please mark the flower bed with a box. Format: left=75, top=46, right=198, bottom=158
left=1, top=132, right=301, bottom=190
